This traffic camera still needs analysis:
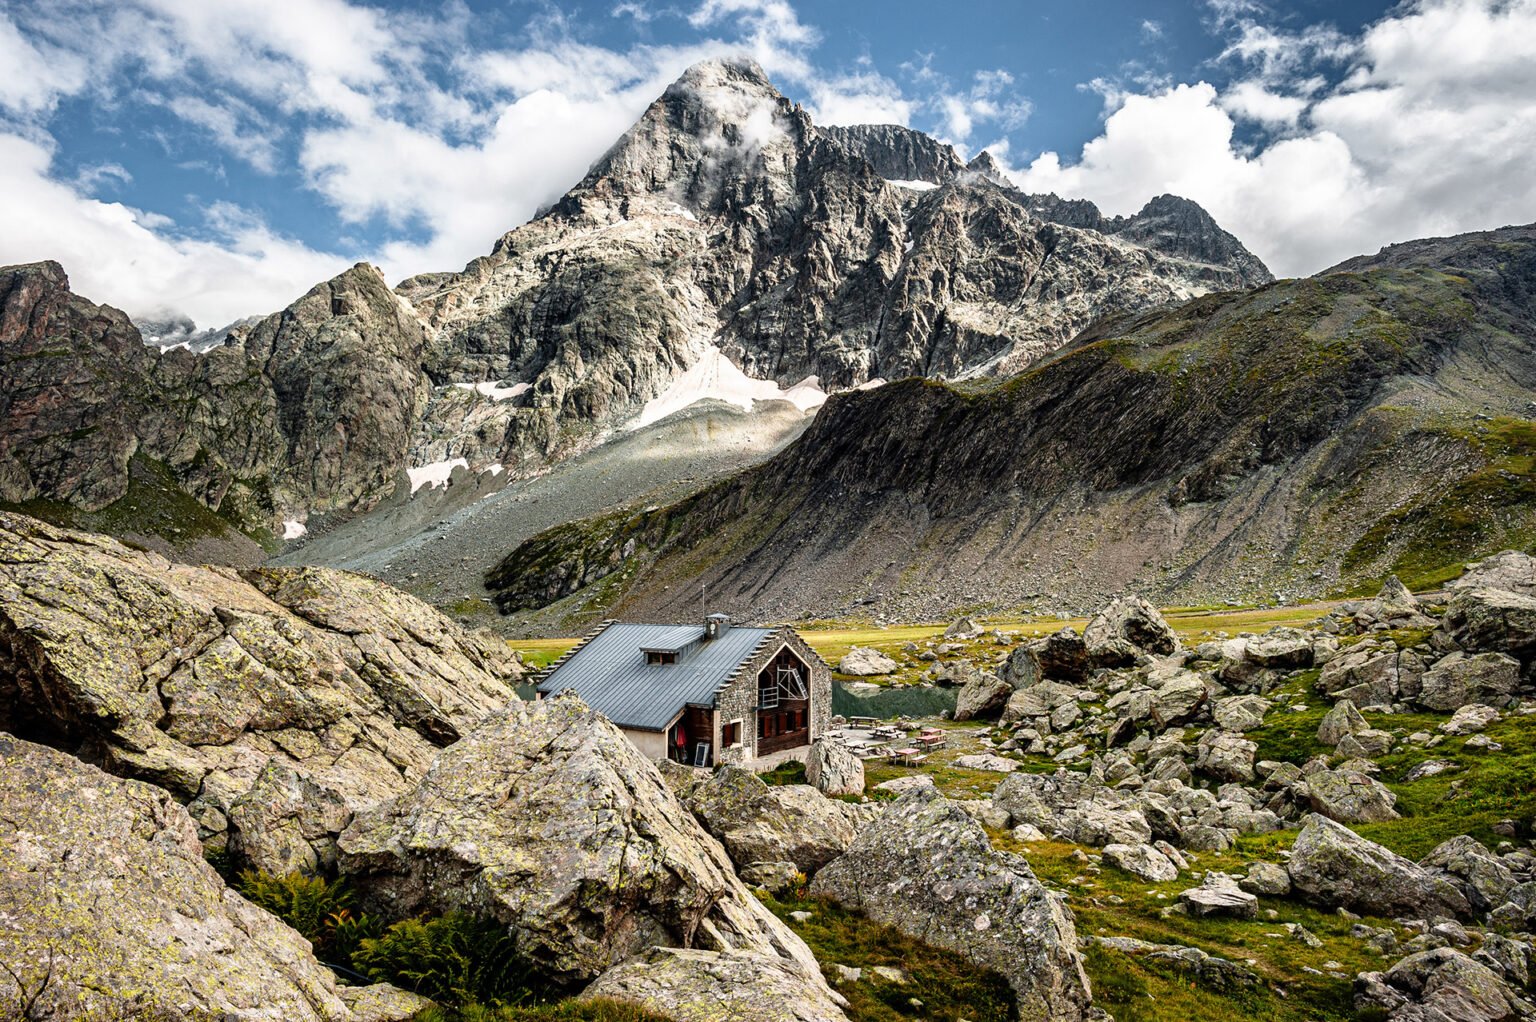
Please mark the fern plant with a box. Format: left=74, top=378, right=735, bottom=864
left=352, top=912, right=535, bottom=1006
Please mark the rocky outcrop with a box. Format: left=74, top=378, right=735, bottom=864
left=810, top=786, right=1092, bottom=1022
left=1452, top=550, right=1536, bottom=595
left=338, top=696, right=830, bottom=990
left=0, top=260, right=432, bottom=542
left=1084, top=595, right=1179, bottom=661
left=0, top=512, right=522, bottom=874
left=683, top=765, right=867, bottom=874
left=0, top=733, right=426, bottom=1022
left=1288, top=815, right=1472, bottom=920
left=582, top=946, right=850, bottom=1022
left=1355, top=948, right=1533, bottom=1022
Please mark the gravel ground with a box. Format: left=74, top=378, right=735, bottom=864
left=273, top=398, right=814, bottom=628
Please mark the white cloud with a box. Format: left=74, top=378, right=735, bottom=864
left=806, top=71, right=913, bottom=126
left=1219, top=80, right=1308, bottom=126
left=0, top=133, right=349, bottom=326
left=1010, top=0, right=1536, bottom=277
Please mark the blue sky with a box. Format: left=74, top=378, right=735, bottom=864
left=2, top=0, right=1534, bottom=328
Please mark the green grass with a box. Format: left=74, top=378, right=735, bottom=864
left=763, top=894, right=1016, bottom=1022
left=412, top=999, right=674, bottom=1022
left=1342, top=416, right=1536, bottom=591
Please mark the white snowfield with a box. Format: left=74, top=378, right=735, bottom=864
left=282, top=520, right=307, bottom=540
left=453, top=381, right=530, bottom=402
left=885, top=178, right=939, bottom=191
left=631, top=344, right=828, bottom=429
left=407, top=458, right=469, bottom=493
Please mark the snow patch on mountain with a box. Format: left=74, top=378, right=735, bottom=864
left=632, top=345, right=826, bottom=429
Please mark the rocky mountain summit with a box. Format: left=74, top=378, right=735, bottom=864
left=0, top=58, right=1265, bottom=558
left=485, top=222, right=1536, bottom=623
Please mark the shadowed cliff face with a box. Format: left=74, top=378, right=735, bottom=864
left=485, top=225, right=1536, bottom=625
left=0, top=260, right=430, bottom=543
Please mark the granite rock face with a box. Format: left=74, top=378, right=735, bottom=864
left=338, top=695, right=831, bottom=990
left=0, top=512, right=522, bottom=874
left=810, top=786, right=1092, bottom=1021
left=0, top=733, right=426, bottom=1022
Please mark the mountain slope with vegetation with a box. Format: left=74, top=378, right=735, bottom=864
left=486, top=224, right=1536, bottom=626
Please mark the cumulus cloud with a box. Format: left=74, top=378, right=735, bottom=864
left=0, top=0, right=847, bottom=326
left=1010, top=0, right=1536, bottom=277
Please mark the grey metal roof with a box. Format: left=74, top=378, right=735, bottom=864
left=539, top=622, right=776, bottom=731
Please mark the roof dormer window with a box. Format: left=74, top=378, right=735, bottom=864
left=645, top=650, right=677, bottom=666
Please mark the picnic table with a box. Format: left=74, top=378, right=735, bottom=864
left=848, top=716, right=879, bottom=728
left=914, top=734, right=947, bottom=749
left=887, top=747, right=928, bottom=767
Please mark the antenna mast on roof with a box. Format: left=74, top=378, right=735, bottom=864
left=700, top=581, right=706, bottom=618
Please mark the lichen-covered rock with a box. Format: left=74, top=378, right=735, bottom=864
left=1318, top=699, right=1369, bottom=745
left=1195, top=731, right=1257, bottom=783
left=339, top=696, right=829, bottom=989
left=1244, top=627, right=1315, bottom=668
left=1318, top=645, right=1425, bottom=708
left=804, top=737, right=865, bottom=796
left=993, top=770, right=1152, bottom=847
left=1212, top=694, right=1271, bottom=732
left=1288, top=814, right=1472, bottom=919
left=684, top=766, right=866, bottom=874
left=1417, top=652, right=1522, bottom=711
left=581, top=947, right=849, bottom=1021
left=1084, top=595, right=1179, bottom=660
left=1296, top=768, right=1400, bottom=823
left=0, top=513, right=522, bottom=874
left=1354, top=948, right=1532, bottom=1022
left=1421, top=836, right=1518, bottom=914
left=810, top=787, right=1091, bottom=1021
left=1102, top=843, right=1179, bottom=882
left=1451, top=551, right=1536, bottom=596
left=0, top=733, right=426, bottom=1022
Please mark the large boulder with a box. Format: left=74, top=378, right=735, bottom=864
left=954, top=672, right=1014, bottom=720
left=1084, top=595, right=1179, bottom=660
left=582, top=947, right=849, bottom=1021
left=1355, top=948, right=1532, bottom=1022
left=1295, top=768, right=1399, bottom=823
left=1245, top=627, right=1315, bottom=669
left=944, top=615, right=984, bottom=639
left=1317, top=699, right=1369, bottom=745
left=1288, top=815, right=1472, bottom=919
left=1444, top=587, right=1536, bottom=661
left=684, top=766, right=865, bottom=874
left=810, top=787, right=1092, bottom=1021
left=1417, top=652, right=1522, bottom=711
left=0, top=513, right=522, bottom=874
left=837, top=646, right=898, bottom=676
left=1102, top=843, right=1178, bottom=883
left=1451, top=551, right=1536, bottom=595
left=0, top=733, right=425, bottom=1021
left=804, top=737, right=865, bottom=796
left=338, top=696, right=831, bottom=990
